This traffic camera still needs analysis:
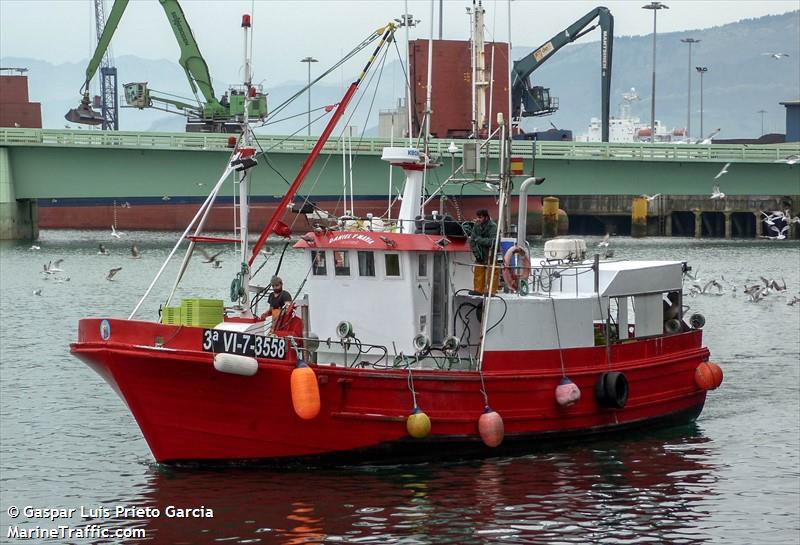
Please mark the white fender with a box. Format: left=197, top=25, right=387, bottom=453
left=213, top=353, right=258, bottom=376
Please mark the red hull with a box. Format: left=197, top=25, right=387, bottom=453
left=71, top=318, right=711, bottom=464
left=39, top=196, right=547, bottom=233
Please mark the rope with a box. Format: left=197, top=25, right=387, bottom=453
left=550, top=296, right=566, bottom=377
left=478, top=370, right=489, bottom=406
left=406, top=366, right=418, bottom=408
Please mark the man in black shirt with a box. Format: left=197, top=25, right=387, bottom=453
left=267, top=276, right=292, bottom=332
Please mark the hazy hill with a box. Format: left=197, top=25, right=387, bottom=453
left=3, top=10, right=798, bottom=138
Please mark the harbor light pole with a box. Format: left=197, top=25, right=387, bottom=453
left=300, top=56, right=318, bottom=136
left=696, top=66, right=708, bottom=139
left=643, top=2, right=669, bottom=143
left=681, top=38, right=700, bottom=141
left=757, top=109, right=767, bottom=136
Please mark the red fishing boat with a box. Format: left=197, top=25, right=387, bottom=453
left=71, top=13, right=722, bottom=465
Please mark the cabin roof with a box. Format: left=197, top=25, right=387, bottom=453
left=294, top=230, right=471, bottom=252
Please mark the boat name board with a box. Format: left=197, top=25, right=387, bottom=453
left=329, top=233, right=376, bottom=245
left=202, top=329, right=287, bottom=359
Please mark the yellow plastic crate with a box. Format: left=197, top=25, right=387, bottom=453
left=160, top=306, right=182, bottom=325
left=181, top=298, right=224, bottom=328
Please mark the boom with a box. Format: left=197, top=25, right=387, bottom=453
left=511, top=7, right=613, bottom=142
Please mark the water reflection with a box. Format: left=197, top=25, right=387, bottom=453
left=115, top=427, right=717, bottom=544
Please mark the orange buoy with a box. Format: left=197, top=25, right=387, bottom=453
left=290, top=361, right=321, bottom=419
left=478, top=406, right=504, bottom=447
left=406, top=407, right=431, bottom=438
left=695, top=362, right=724, bottom=391
left=555, top=376, right=581, bottom=407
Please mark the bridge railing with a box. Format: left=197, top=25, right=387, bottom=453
left=1, top=128, right=798, bottom=163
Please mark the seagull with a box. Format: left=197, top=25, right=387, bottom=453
left=699, top=128, right=721, bottom=144
left=42, top=261, right=54, bottom=275
left=106, top=267, right=122, bottom=281
left=130, top=245, right=141, bottom=258
left=29, top=245, right=41, bottom=251
left=775, top=154, right=800, bottom=165
left=98, top=244, right=110, bottom=255
left=641, top=193, right=661, bottom=202
left=212, top=260, right=223, bottom=269
left=32, top=288, right=42, bottom=296
left=762, top=52, right=790, bottom=59
left=111, top=225, right=123, bottom=238
left=788, top=296, right=800, bottom=306
left=198, top=248, right=223, bottom=266
left=763, top=223, right=789, bottom=240
left=597, top=233, right=611, bottom=247
left=710, top=184, right=726, bottom=200
left=162, top=195, right=171, bottom=201
left=714, top=163, right=730, bottom=180
left=49, top=259, right=64, bottom=272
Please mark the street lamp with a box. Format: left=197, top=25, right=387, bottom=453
left=642, top=2, right=669, bottom=143
left=757, top=109, right=767, bottom=136
left=695, top=66, right=708, bottom=139
left=681, top=38, right=700, bottom=141
left=300, top=56, right=318, bottom=136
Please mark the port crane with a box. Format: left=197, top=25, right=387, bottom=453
left=65, top=0, right=267, bottom=132
left=511, top=6, right=613, bottom=142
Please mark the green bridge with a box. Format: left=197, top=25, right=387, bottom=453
left=1, top=127, right=798, bottom=239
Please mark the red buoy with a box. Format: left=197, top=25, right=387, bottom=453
left=291, top=362, right=320, bottom=419
left=555, top=376, right=581, bottom=407
left=695, top=362, right=723, bottom=391
left=478, top=406, right=504, bottom=447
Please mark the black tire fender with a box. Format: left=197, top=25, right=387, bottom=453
left=595, top=371, right=629, bottom=409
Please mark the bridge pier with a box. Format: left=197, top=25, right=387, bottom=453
left=542, top=196, right=559, bottom=239
left=631, top=196, right=648, bottom=238
left=724, top=211, right=733, bottom=240
left=754, top=212, right=763, bottom=237
left=0, top=147, right=38, bottom=240
left=694, top=210, right=702, bottom=239
left=664, top=213, right=672, bottom=237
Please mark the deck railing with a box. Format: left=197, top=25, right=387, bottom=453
left=1, top=127, right=798, bottom=163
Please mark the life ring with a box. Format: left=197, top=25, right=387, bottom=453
left=595, top=371, right=629, bottom=409
left=502, top=245, right=531, bottom=292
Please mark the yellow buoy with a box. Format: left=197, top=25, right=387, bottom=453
left=406, top=407, right=431, bottom=438
left=290, top=361, right=320, bottom=420
left=478, top=406, right=504, bottom=447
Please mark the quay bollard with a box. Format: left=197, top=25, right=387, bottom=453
left=631, top=196, right=648, bottom=238
left=542, top=196, right=559, bottom=239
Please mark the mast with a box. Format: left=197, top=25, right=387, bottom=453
left=473, top=0, right=487, bottom=135
left=238, top=13, right=253, bottom=311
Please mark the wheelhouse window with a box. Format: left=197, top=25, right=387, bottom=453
left=311, top=250, right=327, bottom=276
left=358, top=251, right=375, bottom=277
left=333, top=250, right=351, bottom=276
left=417, top=253, right=428, bottom=277
left=384, top=253, right=401, bottom=277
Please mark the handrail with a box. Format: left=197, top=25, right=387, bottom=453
left=2, top=127, right=798, bottom=163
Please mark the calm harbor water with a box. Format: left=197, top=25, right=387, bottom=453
left=1, top=231, right=798, bottom=544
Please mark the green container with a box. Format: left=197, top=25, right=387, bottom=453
left=181, top=298, right=224, bottom=328
left=161, top=306, right=182, bottom=325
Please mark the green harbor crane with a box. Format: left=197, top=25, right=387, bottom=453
left=66, top=0, right=267, bottom=132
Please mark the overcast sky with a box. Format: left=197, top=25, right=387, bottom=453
left=2, top=0, right=797, bottom=88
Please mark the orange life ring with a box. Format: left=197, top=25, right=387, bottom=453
left=502, top=245, right=531, bottom=292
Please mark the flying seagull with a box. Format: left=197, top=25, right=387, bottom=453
left=111, top=225, right=123, bottom=238
left=714, top=163, right=730, bottom=180
left=710, top=184, right=725, bottom=200
left=106, top=267, right=122, bottom=281
left=775, top=154, right=800, bottom=165
left=198, top=248, right=223, bottom=267
left=641, top=193, right=661, bottom=202
left=762, top=52, right=790, bottom=59
left=597, top=233, right=611, bottom=247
